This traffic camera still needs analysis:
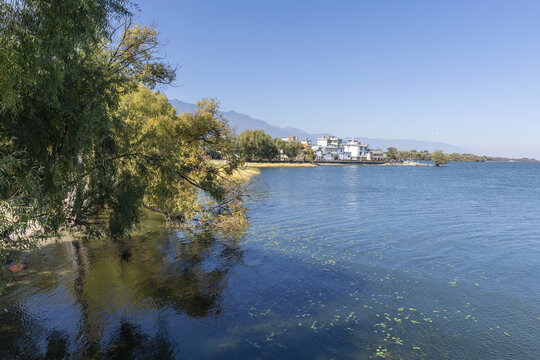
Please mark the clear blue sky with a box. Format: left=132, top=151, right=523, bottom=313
left=135, top=0, right=540, bottom=158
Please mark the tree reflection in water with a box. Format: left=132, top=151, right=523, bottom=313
left=142, top=230, right=243, bottom=318
left=45, top=330, right=70, bottom=359
left=0, top=226, right=244, bottom=359
left=97, top=321, right=176, bottom=359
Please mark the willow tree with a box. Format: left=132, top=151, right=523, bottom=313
left=237, top=129, right=278, bottom=161
left=113, top=85, right=245, bottom=231
left=1, top=0, right=133, bottom=270
left=0, top=0, right=246, bottom=292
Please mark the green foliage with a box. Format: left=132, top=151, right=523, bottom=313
left=272, top=138, right=304, bottom=160
left=386, top=148, right=489, bottom=163
left=1, top=1, right=135, bottom=284
left=386, top=147, right=399, bottom=160
left=396, top=149, right=431, bottom=161
left=431, top=150, right=449, bottom=166
left=303, top=147, right=315, bottom=162
left=445, top=153, right=487, bottom=162
left=283, top=141, right=303, bottom=160
left=0, top=1, right=246, bottom=293
left=116, top=86, right=244, bottom=226
left=237, top=129, right=278, bottom=161
left=272, top=138, right=286, bottom=156
left=236, top=130, right=311, bottom=162
left=1, top=0, right=134, bottom=227
left=0, top=140, right=43, bottom=291
left=108, top=21, right=176, bottom=88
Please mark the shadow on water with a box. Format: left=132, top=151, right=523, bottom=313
left=0, top=311, right=176, bottom=359
left=135, top=230, right=244, bottom=318
left=0, top=226, right=244, bottom=359
left=83, top=321, right=177, bottom=360
left=0, top=225, right=383, bottom=359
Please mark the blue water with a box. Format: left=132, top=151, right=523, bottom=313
left=1, top=162, right=539, bottom=359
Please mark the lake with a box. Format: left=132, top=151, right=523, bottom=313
left=1, top=162, right=539, bottom=359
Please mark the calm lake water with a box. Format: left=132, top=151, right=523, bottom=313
left=1, top=162, right=539, bottom=359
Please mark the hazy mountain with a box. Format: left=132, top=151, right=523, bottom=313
left=170, top=99, right=468, bottom=153
left=169, top=100, right=329, bottom=140
left=355, top=138, right=467, bottom=153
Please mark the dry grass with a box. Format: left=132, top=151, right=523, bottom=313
left=228, top=167, right=261, bottom=181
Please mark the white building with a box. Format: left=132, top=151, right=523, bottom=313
left=316, top=136, right=341, bottom=158
left=317, top=136, right=341, bottom=148
left=342, top=138, right=369, bottom=160
left=313, top=136, right=387, bottom=162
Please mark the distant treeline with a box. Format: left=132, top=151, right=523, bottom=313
left=384, top=147, right=537, bottom=162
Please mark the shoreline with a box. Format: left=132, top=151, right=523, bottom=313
left=244, top=162, right=317, bottom=168
left=381, top=161, right=430, bottom=166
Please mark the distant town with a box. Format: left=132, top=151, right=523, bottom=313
left=283, top=136, right=387, bottom=162
left=276, top=134, right=538, bottom=163
left=235, top=128, right=537, bottom=164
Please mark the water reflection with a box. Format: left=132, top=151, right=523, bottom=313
left=137, top=230, right=243, bottom=318
left=0, top=226, right=243, bottom=358
left=92, top=321, right=176, bottom=359
left=45, top=331, right=70, bottom=360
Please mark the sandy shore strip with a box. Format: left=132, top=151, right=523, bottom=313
left=245, top=162, right=317, bottom=168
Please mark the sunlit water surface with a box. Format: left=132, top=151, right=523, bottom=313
left=1, top=162, right=539, bottom=359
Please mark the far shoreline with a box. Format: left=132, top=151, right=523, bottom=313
left=244, top=162, right=317, bottom=168
left=245, top=161, right=431, bottom=167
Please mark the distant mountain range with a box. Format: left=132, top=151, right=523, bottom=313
left=169, top=99, right=469, bottom=153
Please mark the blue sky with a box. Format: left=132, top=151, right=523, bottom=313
left=135, top=0, right=540, bottom=158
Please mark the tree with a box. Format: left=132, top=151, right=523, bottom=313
left=272, top=138, right=302, bottom=161
left=283, top=141, right=303, bottom=160
left=386, top=147, right=399, bottom=160
left=303, top=147, right=315, bottom=162
left=431, top=150, right=449, bottom=166
left=272, top=138, right=286, bottom=159
left=237, top=130, right=278, bottom=161
left=107, top=18, right=176, bottom=88
left=0, top=1, right=246, bottom=292
left=115, top=86, right=245, bottom=227
left=1, top=0, right=135, bottom=281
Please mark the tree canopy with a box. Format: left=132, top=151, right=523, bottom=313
left=385, top=148, right=487, bottom=163
left=386, top=147, right=399, bottom=160
left=237, top=129, right=278, bottom=161
left=0, top=0, right=246, bottom=292
left=237, top=129, right=311, bottom=162
left=431, top=150, right=449, bottom=166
